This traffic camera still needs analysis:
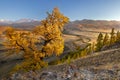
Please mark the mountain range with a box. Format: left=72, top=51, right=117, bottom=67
left=1, top=19, right=120, bottom=30
left=0, top=19, right=40, bottom=30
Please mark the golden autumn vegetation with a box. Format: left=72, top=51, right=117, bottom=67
left=3, top=8, right=69, bottom=71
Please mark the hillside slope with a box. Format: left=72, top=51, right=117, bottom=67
left=3, top=47, right=120, bottom=80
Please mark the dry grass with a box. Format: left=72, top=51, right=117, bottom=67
left=37, top=47, right=120, bottom=73
left=73, top=48, right=120, bottom=69
left=63, top=34, right=80, bottom=42
left=0, top=52, right=23, bottom=78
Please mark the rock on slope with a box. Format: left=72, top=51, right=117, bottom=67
left=3, top=45, right=120, bottom=80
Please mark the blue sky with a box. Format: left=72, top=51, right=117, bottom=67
left=0, top=0, right=120, bottom=21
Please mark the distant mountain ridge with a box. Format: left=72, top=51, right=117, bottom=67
left=0, top=19, right=39, bottom=24
left=0, top=19, right=40, bottom=30
left=15, top=19, right=39, bottom=23
left=64, top=19, right=120, bottom=34
left=0, top=19, right=13, bottom=25
left=1, top=19, right=120, bottom=30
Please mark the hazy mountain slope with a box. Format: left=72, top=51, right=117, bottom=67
left=64, top=19, right=120, bottom=34
left=10, top=21, right=40, bottom=30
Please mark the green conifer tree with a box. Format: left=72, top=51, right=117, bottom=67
left=110, top=28, right=116, bottom=44
left=91, top=42, right=95, bottom=53
left=96, top=33, right=103, bottom=51
left=116, top=31, right=120, bottom=42
left=103, top=33, right=109, bottom=46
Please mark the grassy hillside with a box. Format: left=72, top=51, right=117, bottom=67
left=1, top=43, right=120, bottom=80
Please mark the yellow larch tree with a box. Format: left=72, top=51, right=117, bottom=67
left=33, top=7, right=69, bottom=56
left=3, top=8, right=69, bottom=71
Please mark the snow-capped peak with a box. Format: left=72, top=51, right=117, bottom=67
left=0, top=19, right=13, bottom=24
left=15, top=19, right=39, bottom=23
left=0, top=19, right=6, bottom=22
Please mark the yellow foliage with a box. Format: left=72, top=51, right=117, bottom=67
left=33, top=7, right=69, bottom=56
left=12, top=59, right=48, bottom=72
left=4, top=7, right=69, bottom=71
